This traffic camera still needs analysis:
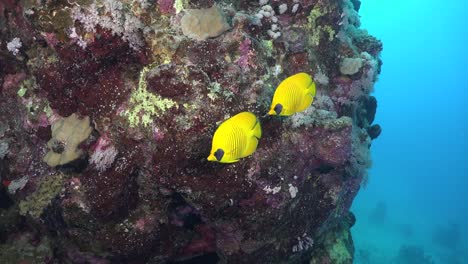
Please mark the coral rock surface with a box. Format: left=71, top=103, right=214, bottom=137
left=0, top=0, right=382, bottom=263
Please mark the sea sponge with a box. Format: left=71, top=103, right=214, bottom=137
left=43, top=114, right=93, bottom=167
left=339, top=57, right=364, bottom=75
left=181, top=5, right=230, bottom=41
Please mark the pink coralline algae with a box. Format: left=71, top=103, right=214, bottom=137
left=236, top=38, right=256, bottom=71
left=2, top=72, right=26, bottom=92
left=158, top=0, right=175, bottom=15
left=0, top=0, right=382, bottom=263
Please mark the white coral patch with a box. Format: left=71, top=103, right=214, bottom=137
left=7, top=37, right=22, bottom=55
left=288, top=184, right=298, bottom=198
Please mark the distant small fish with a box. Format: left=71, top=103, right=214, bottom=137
left=268, top=72, right=316, bottom=116
left=208, top=112, right=262, bottom=163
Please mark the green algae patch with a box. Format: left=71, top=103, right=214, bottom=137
left=307, top=5, right=336, bottom=47
left=261, top=39, right=274, bottom=57
left=122, top=63, right=178, bottom=127
left=174, top=0, right=189, bottom=13
left=329, top=229, right=352, bottom=263
left=207, top=81, right=234, bottom=102
left=19, top=173, right=64, bottom=218
left=16, top=78, right=35, bottom=97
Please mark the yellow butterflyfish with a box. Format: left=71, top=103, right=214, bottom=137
left=207, top=112, right=262, bottom=163
left=268, top=72, right=317, bottom=116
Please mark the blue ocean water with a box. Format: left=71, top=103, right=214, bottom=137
left=351, top=0, right=468, bottom=263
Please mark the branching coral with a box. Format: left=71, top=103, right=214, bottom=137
left=71, top=0, right=147, bottom=49
left=89, top=135, right=118, bottom=172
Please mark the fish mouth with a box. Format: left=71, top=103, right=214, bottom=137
left=268, top=109, right=276, bottom=115
left=207, top=154, right=216, bottom=161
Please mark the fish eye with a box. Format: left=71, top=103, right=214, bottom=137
left=214, top=149, right=224, bottom=161
left=274, top=104, right=283, bottom=115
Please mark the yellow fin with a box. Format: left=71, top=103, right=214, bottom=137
left=244, top=136, right=259, bottom=158
left=288, top=72, right=313, bottom=87
left=308, top=80, right=317, bottom=98
left=297, top=81, right=316, bottom=112
left=251, top=115, right=262, bottom=139
left=244, top=116, right=261, bottom=157
left=228, top=112, right=258, bottom=132
left=297, top=93, right=313, bottom=112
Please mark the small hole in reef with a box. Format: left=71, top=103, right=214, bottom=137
left=316, top=165, right=334, bottom=174
left=0, top=188, right=14, bottom=209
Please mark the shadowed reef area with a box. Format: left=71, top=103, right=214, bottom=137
left=0, top=0, right=382, bottom=263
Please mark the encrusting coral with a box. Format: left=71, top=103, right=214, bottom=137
left=43, top=114, right=93, bottom=167
left=181, top=5, right=231, bottom=41
left=19, top=173, right=64, bottom=218
left=0, top=0, right=382, bottom=263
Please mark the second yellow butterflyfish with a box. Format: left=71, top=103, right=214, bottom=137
left=268, top=72, right=317, bottom=116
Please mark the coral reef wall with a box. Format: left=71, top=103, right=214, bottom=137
left=0, top=0, right=382, bottom=263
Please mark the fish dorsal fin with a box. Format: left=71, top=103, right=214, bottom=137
left=288, top=72, right=313, bottom=88
left=229, top=112, right=258, bottom=132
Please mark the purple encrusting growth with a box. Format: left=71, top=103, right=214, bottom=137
left=158, top=0, right=176, bottom=15
left=236, top=38, right=255, bottom=70
left=0, top=0, right=382, bottom=263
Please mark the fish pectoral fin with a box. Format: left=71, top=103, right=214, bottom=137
left=297, top=92, right=314, bottom=112
left=250, top=117, right=262, bottom=138
left=308, top=81, right=316, bottom=98
left=243, top=136, right=259, bottom=158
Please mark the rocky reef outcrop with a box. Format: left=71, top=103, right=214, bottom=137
left=0, top=0, right=382, bottom=263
